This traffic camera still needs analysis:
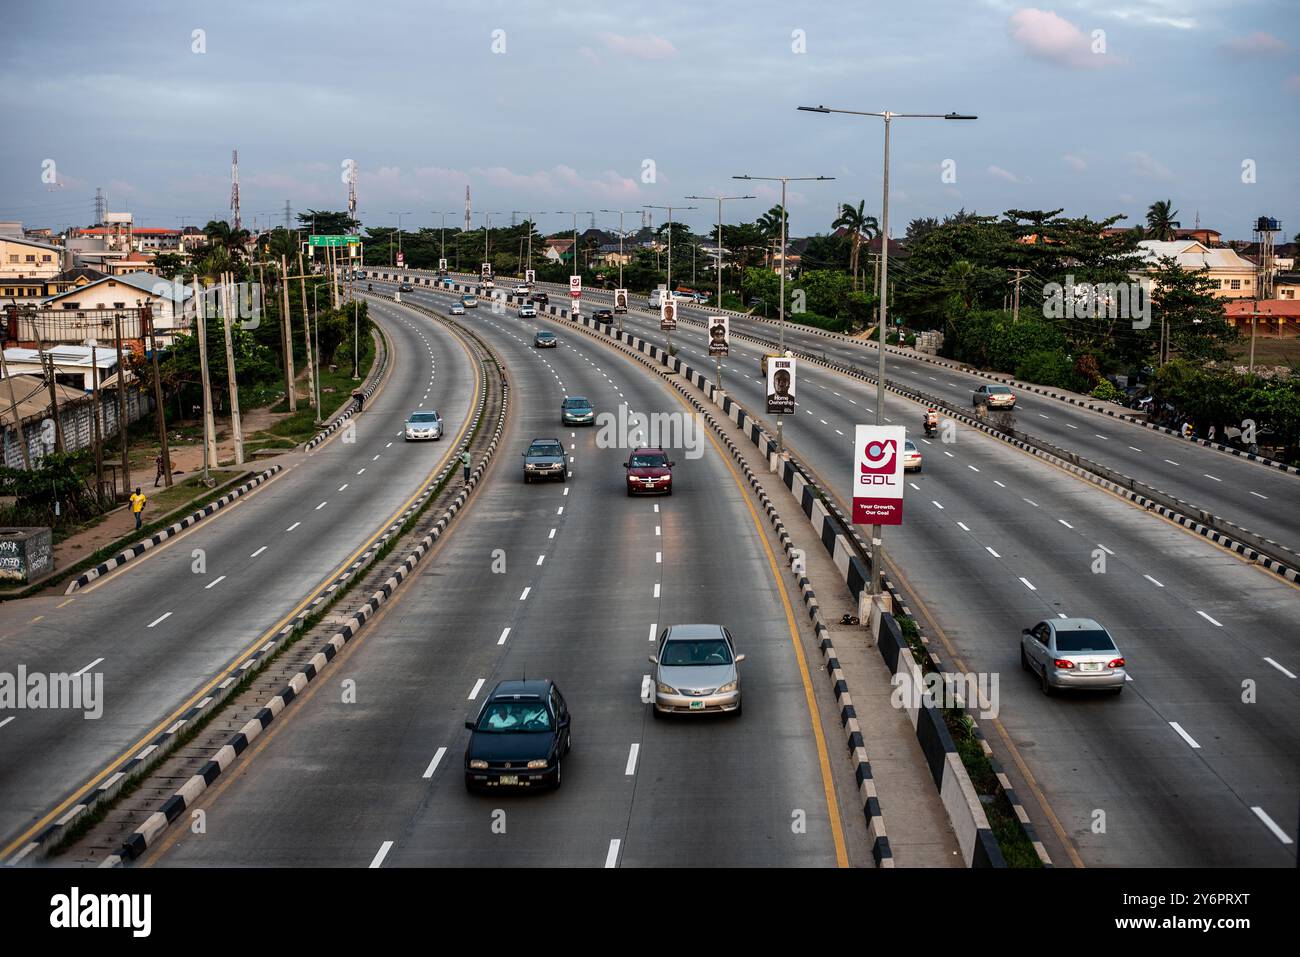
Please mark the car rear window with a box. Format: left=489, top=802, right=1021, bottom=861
left=989, top=386, right=1012, bottom=394
left=1055, top=629, right=1116, bottom=652
left=661, top=639, right=732, bottom=666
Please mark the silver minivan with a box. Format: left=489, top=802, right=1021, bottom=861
left=649, top=624, right=745, bottom=717
left=1021, top=617, right=1126, bottom=695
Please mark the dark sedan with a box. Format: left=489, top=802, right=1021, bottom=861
left=464, top=679, right=572, bottom=791
left=592, top=307, right=613, bottom=324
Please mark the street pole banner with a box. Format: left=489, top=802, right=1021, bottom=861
left=660, top=299, right=678, bottom=331
left=525, top=269, right=536, bottom=284
left=766, top=356, right=795, bottom=414
left=614, top=288, right=628, bottom=313
left=480, top=263, right=493, bottom=287
left=708, top=315, right=729, bottom=356
left=569, top=275, right=582, bottom=298
left=438, top=258, right=447, bottom=272
left=852, top=425, right=905, bottom=526
left=396, top=251, right=404, bottom=267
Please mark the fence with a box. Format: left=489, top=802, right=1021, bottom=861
left=1, top=388, right=154, bottom=469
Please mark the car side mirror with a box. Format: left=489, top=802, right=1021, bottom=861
left=464, top=720, right=474, bottom=730
left=1021, top=629, right=1030, bottom=636
left=648, top=655, right=658, bottom=665
left=669, top=461, right=676, bottom=467
left=735, top=654, right=746, bottom=663
left=623, top=463, right=629, bottom=468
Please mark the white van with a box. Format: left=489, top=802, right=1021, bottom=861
left=648, top=287, right=668, bottom=308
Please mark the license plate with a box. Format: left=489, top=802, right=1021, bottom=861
left=499, top=774, right=518, bottom=785
left=689, top=700, right=705, bottom=710
left=1080, top=662, right=1103, bottom=672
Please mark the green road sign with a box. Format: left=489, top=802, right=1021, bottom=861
left=309, top=235, right=361, bottom=247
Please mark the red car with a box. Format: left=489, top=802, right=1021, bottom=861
left=624, top=447, right=674, bottom=496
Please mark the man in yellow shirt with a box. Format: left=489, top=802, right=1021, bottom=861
left=129, top=487, right=147, bottom=530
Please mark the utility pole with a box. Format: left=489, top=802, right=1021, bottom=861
left=1009, top=267, right=1030, bottom=323
left=0, top=345, right=32, bottom=469
left=280, top=256, right=297, bottom=412
left=220, top=274, right=244, bottom=465
left=89, top=339, right=103, bottom=494
left=143, top=302, right=172, bottom=488
left=193, top=277, right=217, bottom=476
left=38, top=342, right=65, bottom=453
left=113, top=313, right=131, bottom=493
left=298, top=248, right=317, bottom=420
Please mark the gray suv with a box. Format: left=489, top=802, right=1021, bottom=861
left=649, top=624, right=745, bottom=718
left=523, top=437, right=566, bottom=483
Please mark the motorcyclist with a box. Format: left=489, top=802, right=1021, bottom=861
left=923, top=407, right=939, bottom=435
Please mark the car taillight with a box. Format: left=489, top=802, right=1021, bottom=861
left=1108, top=658, right=1126, bottom=669
left=1053, top=658, right=1075, bottom=670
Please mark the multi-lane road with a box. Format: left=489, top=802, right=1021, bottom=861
left=144, top=285, right=856, bottom=868
left=0, top=301, right=475, bottom=861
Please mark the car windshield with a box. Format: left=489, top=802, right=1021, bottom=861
left=409, top=412, right=439, bottom=423
left=475, top=700, right=552, bottom=732
left=529, top=443, right=563, bottom=457
left=563, top=398, right=589, bottom=409
left=537, top=332, right=553, bottom=338
left=661, top=639, right=732, bottom=666
left=1055, top=629, right=1117, bottom=653
left=631, top=453, right=668, bottom=468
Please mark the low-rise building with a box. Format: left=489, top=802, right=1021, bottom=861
left=1136, top=240, right=1258, bottom=298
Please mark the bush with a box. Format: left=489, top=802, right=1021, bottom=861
left=1015, top=350, right=1084, bottom=391
left=1090, top=379, right=1124, bottom=403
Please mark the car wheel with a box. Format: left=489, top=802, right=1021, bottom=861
left=524, top=474, right=531, bottom=484
left=733, top=699, right=743, bottom=718
left=1039, top=666, right=1054, bottom=696
left=464, top=776, right=475, bottom=793
left=627, top=487, right=634, bottom=497
left=1020, top=645, right=1030, bottom=671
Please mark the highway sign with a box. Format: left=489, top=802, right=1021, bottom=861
left=852, top=425, right=905, bottom=525
left=309, top=235, right=361, bottom=247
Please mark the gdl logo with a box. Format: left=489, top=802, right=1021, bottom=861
left=859, top=439, right=897, bottom=485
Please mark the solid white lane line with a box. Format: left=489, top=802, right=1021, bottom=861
left=468, top=678, right=486, bottom=700
left=498, top=627, right=511, bottom=646
left=369, top=841, right=394, bottom=868
left=986, top=546, right=1001, bottom=558
left=648, top=623, right=657, bottom=642
left=286, top=522, right=300, bottom=531
left=520, top=587, right=531, bottom=601
left=1251, top=807, right=1294, bottom=845
left=147, top=612, right=172, bottom=628
left=1144, top=574, right=1164, bottom=587
left=1263, top=657, right=1296, bottom=679
left=204, top=576, right=226, bottom=590
left=625, top=744, right=640, bottom=775
left=605, top=839, right=621, bottom=868
left=73, top=657, right=104, bottom=677
left=1169, top=722, right=1201, bottom=749
left=250, top=546, right=267, bottom=558
left=1019, top=577, right=1036, bottom=591
left=422, top=747, right=447, bottom=779
left=1197, top=610, right=1222, bottom=627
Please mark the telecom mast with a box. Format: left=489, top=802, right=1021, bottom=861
left=230, top=149, right=242, bottom=231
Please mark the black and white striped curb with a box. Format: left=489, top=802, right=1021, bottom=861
left=104, top=344, right=508, bottom=865
left=63, top=465, right=284, bottom=595
left=302, top=323, right=390, bottom=452
left=883, top=582, right=1052, bottom=867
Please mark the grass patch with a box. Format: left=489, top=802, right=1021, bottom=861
left=259, top=339, right=377, bottom=444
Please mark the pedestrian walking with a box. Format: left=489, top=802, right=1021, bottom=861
left=460, top=450, right=471, bottom=484
left=129, top=487, right=147, bottom=530
left=154, top=454, right=164, bottom=488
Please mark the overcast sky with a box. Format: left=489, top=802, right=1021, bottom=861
left=2, top=0, right=1296, bottom=241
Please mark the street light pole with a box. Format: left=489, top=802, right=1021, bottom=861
left=430, top=211, right=448, bottom=267
left=387, top=211, right=412, bottom=266
left=601, top=208, right=639, bottom=334
left=798, top=104, right=976, bottom=595
left=685, top=193, right=755, bottom=394
left=644, top=203, right=698, bottom=357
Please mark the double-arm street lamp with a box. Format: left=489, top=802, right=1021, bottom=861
left=387, top=210, right=412, bottom=266
left=430, top=211, right=449, bottom=268
left=684, top=193, right=755, bottom=393
left=601, top=208, right=641, bottom=334
left=797, top=104, right=976, bottom=595
left=552, top=210, right=594, bottom=295
left=643, top=203, right=697, bottom=358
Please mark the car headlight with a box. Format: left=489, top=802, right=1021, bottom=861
left=715, top=681, right=737, bottom=694
left=526, top=759, right=548, bottom=769
left=469, top=759, right=488, bottom=769
left=656, top=682, right=678, bottom=695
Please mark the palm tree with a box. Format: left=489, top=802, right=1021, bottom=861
left=831, top=201, right=879, bottom=290
left=1145, top=200, right=1180, bottom=241
left=756, top=205, right=788, bottom=269
left=203, top=219, right=251, bottom=258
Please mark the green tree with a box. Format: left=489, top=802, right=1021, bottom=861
left=1145, top=199, right=1180, bottom=241
left=831, top=200, right=879, bottom=290
left=1148, top=256, right=1236, bottom=363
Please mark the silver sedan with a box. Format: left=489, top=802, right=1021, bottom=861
left=649, top=624, right=745, bottom=717
left=1021, top=617, right=1127, bottom=694
left=404, top=410, right=443, bottom=441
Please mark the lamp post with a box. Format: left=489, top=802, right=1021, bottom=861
left=685, top=193, right=755, bottom=393
left=387, top=211, right=412, bottom=266
left=553, top=210, right=593, bottom=313
left=798, top=104, right=976, bottom=595
left=643, top=203, right=697, bottom=357
left=430, top=211, right=449, bottom=269
left=512, top=211, right=541, bottom=275
left=601, top=208, right=640, bottom=334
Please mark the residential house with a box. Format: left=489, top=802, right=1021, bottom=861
left=593, top=243, right=635, bottom=267
left=542, top=238, right=574, bottom=264
left=1273, top=271, right=1300, bottom=301
left=1136, top=240, right=1258, bottom=298
left=1, top=234, right=66, bottom=303
left=30, top=271, right=192, bottom=345
left=1223, top=298, right=1300, bottom=338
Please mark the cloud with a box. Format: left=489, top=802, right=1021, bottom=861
left=1062, top=154, right=1087, bottom=172
left=988, top=165, right=1021, bottom=183
left=599, top=32, right=677, bottom=59
left=1008, top=8, right=1103, bottom=69
left=1220, top=31, right=1287, bottom=56
left=578, top=45, right=601, bottom=66
left=1130, top=151, right=1171, bottom=179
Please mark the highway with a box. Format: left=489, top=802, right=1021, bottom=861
left=373, top=274, right=1300, bottom=866
left=0, top=301, right=476, bottom=860
left=145, top=286, right=855, bottom=868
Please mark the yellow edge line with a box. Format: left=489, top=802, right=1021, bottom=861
left=1, top=314, right=478, bottom=862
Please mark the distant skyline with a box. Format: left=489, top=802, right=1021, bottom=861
left=2, top=0, right=1297, bottom=241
